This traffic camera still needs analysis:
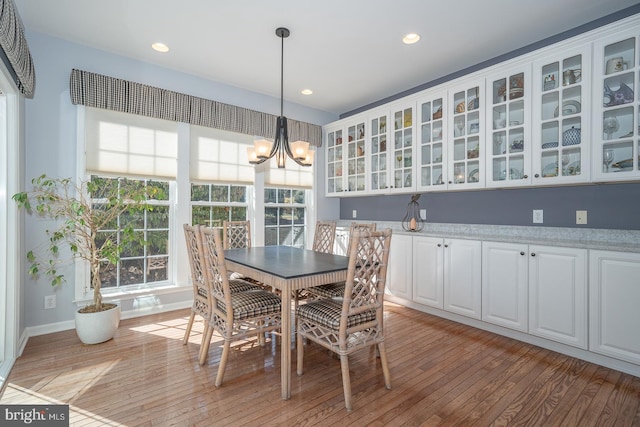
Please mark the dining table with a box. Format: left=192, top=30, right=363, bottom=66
left=224, top=245, right=350, bottom=400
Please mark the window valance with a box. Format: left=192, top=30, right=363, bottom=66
left=0, top=0, right=35, bottom=97
left=70, top=68, right=322, bottom=147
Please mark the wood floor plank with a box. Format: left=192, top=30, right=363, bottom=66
left=1, top=303, right=638, bottom=426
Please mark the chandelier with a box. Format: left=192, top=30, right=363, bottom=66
left=247, top=27, right=313, bottom=168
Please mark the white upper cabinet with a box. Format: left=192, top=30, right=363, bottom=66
left=324, top=116, right=367, bottom=197
left=447, top=79, right=485, bottom=189
left=592, top=29, right=640, bottom=181
left=389, top=101, right=416, bottom=192
left=325, top=124, right=344, bottom=196
left=368, top=108, right=391, bottom=194
left=531, top=44, right=591, bottom=185
left=485, top=64, right=532, bottom=188
left=416, top=92, right=448, bottom=191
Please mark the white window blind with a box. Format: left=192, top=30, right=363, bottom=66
left=85, top=107, right=178, bottom=179
left=189, top=125, right=255, bottom=184
left=262, top=157, right=313, bottom=189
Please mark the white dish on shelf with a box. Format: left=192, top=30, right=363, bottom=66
left=553, top=100, right=581, bottom=117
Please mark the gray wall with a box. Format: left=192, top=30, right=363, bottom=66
left=340, top=183, right=640, bottom=230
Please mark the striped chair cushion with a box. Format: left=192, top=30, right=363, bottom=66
left=296, top=298, right=376, bottom=330
left=218, top=290, right=281, bottom=320
left=307, top=281, right=346, bottom=298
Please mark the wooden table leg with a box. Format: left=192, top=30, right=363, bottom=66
left=281, top=283, right=291, bottom=399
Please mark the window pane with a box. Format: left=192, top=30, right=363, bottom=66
left=292, top=226, right=305, bottom=248
left=192, top=206, right=210, bottom=226
left=279, top=227, right=292, bottom=245
left=264, top=188, right=277, bottom=203
left=148, top=205, right=169, bottom=229
left=147, top=256, right=168, bottom=282
left=230, top=186, right=246, bottom=203
left=280, top=208, right=293, bottom=225
left=147, top=230, right=168, bottom=255
left=212, top=206, right=229, bottom=225
left=230, top=207, right=247, bottom=221
left=148, top=180, right=169, bottom=200
left=211, top=185, right=229, bottom=202
left=278, top=189, right=291, bottom=204
left=265, top=207, right=278, bottom=225
left=265, top=227, right=278, bottom=246
left=90, top=176, right=118, bottom=199
left=99, top=261, right=117, bottom=289
left=120, top=258, right=144, bottom=286
left=191, top=184, right=209, bottom=201
left=293, top=207, right=305, bottom=225
left=121, top=231, right=145, bottom=257
left=121, top=208, right=145, bottom=230
left=292, top=189, right=305, bottom=204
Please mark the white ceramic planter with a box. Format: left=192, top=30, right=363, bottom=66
left=75, top=304, right=121, bottom=344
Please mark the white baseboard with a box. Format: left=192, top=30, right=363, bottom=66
left=25, top=300, right=192, bottom=338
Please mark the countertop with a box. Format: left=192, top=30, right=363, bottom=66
left=336, top=221, right=640, bottom=253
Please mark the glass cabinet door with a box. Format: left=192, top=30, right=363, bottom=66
left=592, top=32, right=640, bottom=181
left=533, top=46, right=590, bottom=184
left=369, top=111, right=389, bottom=193
left=448, top=81, right=485, bottom=188
left=391, top=104, right=415, bottom=191
left=486, top=66, right=531, bottom=187
left=417, top=94, right=446, bottom=191
left=345, top=120, right=366, bottom=193
left=325, top=128, right=344, bottom=196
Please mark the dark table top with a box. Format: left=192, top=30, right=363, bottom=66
left=224, top=246, right=349, bottom=279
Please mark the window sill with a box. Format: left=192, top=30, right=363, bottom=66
left=74, top=283, right=192, bottom=307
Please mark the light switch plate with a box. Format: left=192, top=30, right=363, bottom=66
left=420, top=209, right=426, bottom=220
left=533, top=209, right=543, bottom=224
left=352, top=210, right=357, bottom=219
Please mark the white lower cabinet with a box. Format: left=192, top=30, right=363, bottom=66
left=413, top=236, right=444, bottom=308
left=386, top=234, right=413, bottom=300
left=528, top=245, right=588, bottom=349
left=413, top=236, right=481, bottom=319
left=443, top=238, right=482, bottom=319
left=589, top=250, right=640, bottom=365
left=482, top=241, right=528, bottom=332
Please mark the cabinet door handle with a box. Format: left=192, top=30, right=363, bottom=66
left=534, top=173, right=540, bottom=178
left=531, top=252, right=536, bottom=257
left=444, top=244, right=449, bottom=248
left=520, top=251, right=525, bottom=255
left=448, top=181, right=453, bottom=184
left=523, top=175, right=528, bottom=179
left=437, top=243, right=442, bottom=247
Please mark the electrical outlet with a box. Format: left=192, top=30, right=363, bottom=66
left=44, top=295, right=56, bottom=309
left=420, top=209, right=426, bottom=220
left=576, top=210, right=587, bottom=225
left=352, top=210, right=357, bottom=219
left=533, top=209, right=543, bottom=224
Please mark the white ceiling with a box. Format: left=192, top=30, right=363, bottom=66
left=14, top=0, right=640, bottom=116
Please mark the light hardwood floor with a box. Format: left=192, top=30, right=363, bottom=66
left=2, top=302, right=639, bottom=426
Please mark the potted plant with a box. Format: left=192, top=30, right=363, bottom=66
left=13, top=175, right=163, bottom=344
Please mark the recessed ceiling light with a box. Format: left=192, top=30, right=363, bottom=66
left=301, top=89, right=313, bottom=95
left=152, top=42, right=169, bottom=53
left=402, top=33, right=421, bottom=45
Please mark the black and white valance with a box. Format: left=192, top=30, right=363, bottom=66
left=70, top=69, right=322, bottom=147
left=0, top=0, right=35, bottom=97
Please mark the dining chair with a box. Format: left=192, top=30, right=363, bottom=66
left=222, top=220, right=268, bottom=288
left=296, top=228, right=393, bottom=411
left=198, top=226, right=282, bottom=386
left=305, top=222, right=376, bottom=299
left=311, top=220, right=337, bottom=254
left=182, top=224, right=261, bottom=349
left=223, top=220, right=251, bottom=250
